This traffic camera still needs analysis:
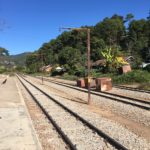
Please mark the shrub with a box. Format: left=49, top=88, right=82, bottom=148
left=61, top=73, right=78, bottom=80
left=143, top=64, right=150, bottom=72
left=74, top=65, right=86, bottom=77
left=0, top=66, right=6, bottom=73
left=51, top=70, right=64, bottom=76
left=112, top=70, right=150, bottom=84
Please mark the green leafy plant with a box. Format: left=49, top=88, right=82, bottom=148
left=101, top=47, right=126, bottom=72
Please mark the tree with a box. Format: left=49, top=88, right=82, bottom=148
left=128, top=19, right=149, bottom=60
left=90, top=37, right=105, bottom=61
left=124, top=13, right=134, bottom=23
left=147, top=10, right=150, bottom=20
left=101, top=47, right=127, bottom=72
left=0, top=47, right=9, bottom=56
left=25, top=53, right=39, bottom=73
left=95, top=15, right=125, bottom=47
left=59, top=46, right=82, bottom=74
left=25, top=13, right=150, bottom=75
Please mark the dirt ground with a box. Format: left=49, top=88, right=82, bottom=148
left=0, top=75, right=41, bottom=150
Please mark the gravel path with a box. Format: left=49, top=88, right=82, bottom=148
left=24, top=75, right=150, bottom=150
left=19, top=76, right=114, bottom=150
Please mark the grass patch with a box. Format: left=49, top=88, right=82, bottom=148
left=60, top=73, right=78, bottom=81
left=29, top=72, right=49, bottom=77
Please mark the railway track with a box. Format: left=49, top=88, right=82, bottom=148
left=114, top=85, right=150, bottom=94
left=17, top=74, right=128, bottom=150
left=30, top=75, right=150, bottom=111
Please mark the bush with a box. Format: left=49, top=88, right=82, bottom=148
left=74, top=65, right=85, bottom=77
left=15, top=66, right=26, bottom=72
left=51, top=70, right=64, bottom=76
left=112, top=70, right=150, bottom=84
left=143, top=64, right=150, bottom=72
left=0, top=66, right=6, bottom=73
left=61, top=73, right=78, bottom=80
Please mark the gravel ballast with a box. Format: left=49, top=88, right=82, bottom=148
left=28, top=76, right=150, bottom=127
left=24, top=75, right=150, bottom=149
left=19, top=76, right=114, bottom=150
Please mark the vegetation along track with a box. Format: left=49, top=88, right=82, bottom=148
left=31, top=76, right=150, bottom=111
left=17, top=74, right=128, bottom=150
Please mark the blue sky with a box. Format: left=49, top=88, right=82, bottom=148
left=0, top=0, right=150, bottom=55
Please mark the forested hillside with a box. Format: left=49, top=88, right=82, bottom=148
left=0, top=47, right=30, bottom=67
left=26, top=13, right=150, bottom=75
left=10, top=52, right=31, bottom=66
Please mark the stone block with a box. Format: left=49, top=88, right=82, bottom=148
left=84, top=78, right=96, bottom=88
left=119, top=65, right=132, bottom=74
left=96, top=77, right=112, bottom=91
left=77, top=79, right=85, bottom=88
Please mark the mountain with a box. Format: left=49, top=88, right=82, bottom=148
left=0, top=52, right=31, bottom=67
left=10, top=52, right=31, bottom=66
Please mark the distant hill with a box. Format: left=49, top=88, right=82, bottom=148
left=10, top=52, right=31, bottom=66
left=0, top=52, right=31, bottom=67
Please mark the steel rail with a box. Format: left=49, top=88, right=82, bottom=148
left=34, top=76, right=150, bottom=105
left=33, top=76, right=150, bottom=110
left=102, top=91, right=150, bottom=105
left=114, top=85, right=150, bottom=94
left=18, top=74, right=128, bottom=150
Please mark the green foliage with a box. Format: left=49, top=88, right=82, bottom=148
left=0, top=47, right=9, bottom=56
left=87, top=68, right=150, bottom=85
left=50, top=64, right=64, bottom=76
left=125, top=13, right=134, bottom=23
left=90, top=70, right=150, bottom=85
left=25, top=12, right=150, bottom=76
left=143, top=64, right=150, bottom=72
left=0, top=66, right=6, bottom=73
left=128, top=19, right=149, bottom=60
left=61, top=73, right=78, bottom=81
left=113, top=70, right=150, bottom=84
left=73, top=63, right=85, bottom=77
left=59, top=46, right=82, bottom=75
left=14, top=66, right=26, bottom=72
left=101, top=47, right=126, bottom=72
left=91, top=37, right=105, bottom=61
left=101, top=47, right=113, bottom=63
left=25, top=53, right=39, bottom=73
left=10, top=52, right=31, bottom=66
left=94, top=15, right=125, bottom=46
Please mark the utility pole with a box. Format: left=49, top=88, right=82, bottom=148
left=41, top=53, right=44, bottom=85
left=60, top=27, right=91, bottom=104
left=33, top=53, right=44, bottom=84
left=87, top=28, right=91, bottom=104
